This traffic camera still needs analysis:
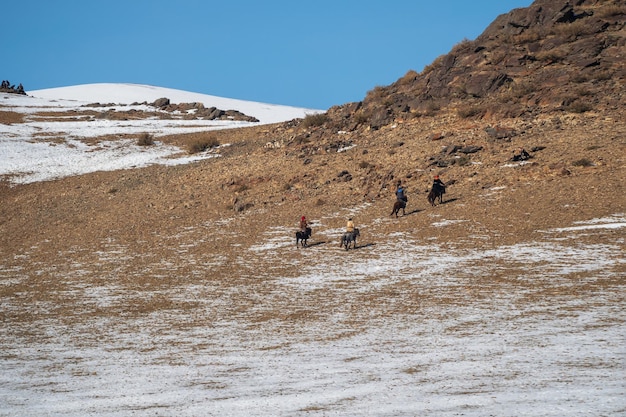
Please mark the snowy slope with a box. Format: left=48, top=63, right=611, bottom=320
left=28, top=83, right=322, bottom=125
left=1, top=84, right=323, bottom=184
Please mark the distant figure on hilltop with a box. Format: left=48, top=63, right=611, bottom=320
left=0, top=80, right=26, bottom=95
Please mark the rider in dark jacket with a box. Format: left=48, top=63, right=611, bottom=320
left=432, top=175, right=446, bottom=195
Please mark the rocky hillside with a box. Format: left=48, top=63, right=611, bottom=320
left=1, top=0, right=625, bottom=256
left=320, top=0, right=625, bottom=131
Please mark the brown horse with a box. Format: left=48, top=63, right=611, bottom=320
left=427, top=188, right=444, bottom=206
left=390, top=200, right=406, bottom=217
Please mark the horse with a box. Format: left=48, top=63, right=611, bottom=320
left=295, top=227, right=312, bottom=247
left=341, top=228, right=360, bottom=250
left=391, top=199, right=407, bottom=217
left=427, top=187, right=444, bottom=206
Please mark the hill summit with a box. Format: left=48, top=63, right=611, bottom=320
left=319, top=0, right=625, bottom=131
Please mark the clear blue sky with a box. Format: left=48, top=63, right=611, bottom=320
left=3, top=0, right=532, bottom=109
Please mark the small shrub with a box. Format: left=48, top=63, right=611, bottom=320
left=552, top=20, right=594, bottom=38
left=510, top=81, right=536, bottom=98
left=188, top=136, right=219, bottom=154
left=358, top=161, right=372, bottom=169
left=421, top=54, right=446, bottom=75
left=137, top=133, right=154, bottom=146
left=514, top=29, right=543, bottom=44
left=451, top=38, right=472, bottom=54
left=597, top=5, right=626, bottom=18
left=571, top=74, right=590, bottom=83
left=566, top=101, right=593, bottom=113
left=398, top=70, right=418, bottom=85
left=488, top=50, right=507, bottom=65
left=301, top=112, right=328, bottom=128
left=592, top=71, right=612, bottom=82
left=536, top=48, right=567, bottom=63
left=354, top=112, right=369, bottom=125
left=572, top=158, right=594, bottom=167
left=457, top=155, right=471, bottom=166
left=234, top=184, right=249, bottom=192
left=457, top=105, right=485, bottom=119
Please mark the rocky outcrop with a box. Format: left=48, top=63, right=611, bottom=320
left=150, top=97, right=259, bottom=122
left=309, top=0, right=625, bottom=132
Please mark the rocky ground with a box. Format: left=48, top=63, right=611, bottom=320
left=1, top=104, right=624, bottom=259
left=1, top=1, right=624, bottom=413
left=0, top=105, right=624, bottom=415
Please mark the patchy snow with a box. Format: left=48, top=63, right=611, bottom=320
left=1, top=84, right=322, bottom=184
left=1, top=85, right=625, bottom=416
left=0, top=214, right=624, bottom=416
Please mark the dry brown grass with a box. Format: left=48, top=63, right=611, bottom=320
left=0, top=110, right=24, bottom=124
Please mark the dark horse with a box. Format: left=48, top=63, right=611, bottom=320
left=296, top=227, right=312, bottom=247
left=341, top=228, right=360, bottom=250
left=427, top=187, right=444, bottom=206
left=391, top=199, right=407, bottom=217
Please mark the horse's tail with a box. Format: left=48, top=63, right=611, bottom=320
left=427, top=191, right=435, bottom=206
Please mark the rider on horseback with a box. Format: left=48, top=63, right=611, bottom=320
left=395, top=180, right=408, bottom=203
left=299, top=216, right=308, bottom=232
left=340, top=217, right=355, bottom=247
left=346, top=217, right=355, bottom=233
left=432, top=175, right=446, bottom=196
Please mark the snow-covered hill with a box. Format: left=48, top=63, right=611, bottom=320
left=28, top=83, right=322, bottom=125
left=0, top=83, right=323, bottom=184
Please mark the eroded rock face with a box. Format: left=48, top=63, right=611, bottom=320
left=319, top=0, right=625, bottom=132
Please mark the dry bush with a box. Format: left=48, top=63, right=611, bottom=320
left=566, top=101, right=593, bottom=113
left=301, top=113, right=328, bottom=128
left=513, top=28, right=544, bottom=44
left=234, top=184, right=250, bottom=193
left=457, top=155, right=472, bottom=166
left=365, top=86, right=387, bottom=102
left=188, top=135, right=219, bottom=154
left=457, top=105, right=486, bottom=119
left=552, top=20, right=595, bottom=38
left=571, top=74, right=590, bottom=83
left=0, top=110, right=24, bottom=124
left=137, top=133, right=154, bottom=146
left=597, top=4, right=626, bottom=17
left=536, top=48, right=567, bottom=63
left=592, top=71, right=613, bottom=82
left=354, top=112, right=369, bottom=125
left=488, top=50, right=507, bottom=65
left=572, top=158, right=594, bottom=167
left=398, top=70, right=419, bottom=86
left=451, top=38, right=473, bottom=54
left=421, top=54, right=446, bottom=75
